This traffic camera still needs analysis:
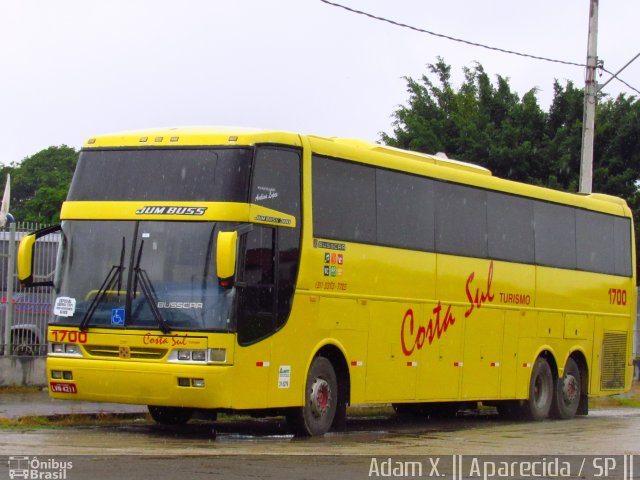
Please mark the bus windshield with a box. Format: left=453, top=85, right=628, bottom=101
left=68, top=148, right=253, bottom=202
left=53, top=220, right=237, bottom=332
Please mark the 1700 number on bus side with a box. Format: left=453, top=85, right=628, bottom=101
left=608, top=288, right=627, bottom=305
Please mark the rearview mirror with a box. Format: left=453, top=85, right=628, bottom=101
left=18, top=224, right=62, bottom=287
left=216, top=231, right=238, bottom=287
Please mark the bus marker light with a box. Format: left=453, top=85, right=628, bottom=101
left=406, top=361, right=418, bottom=367
left=453, top=362, right=464, bottom=367
left=350, top=361, right=363, bottom=367
left=522, top=363, right=532, bottom=368
left=256, top=361, right=270, bottom=367
left=490, top=362, right=500, bottom=367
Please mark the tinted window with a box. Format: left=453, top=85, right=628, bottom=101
left=312, top=156, right=376, bottom=243
left=487, top=192, right=534, bottom=263
left=250, top=147, right=302, bottom=330
left=614, top=217, right=633, bottom=276
left=376, top=169, right=435, bottom=251
left=534, top=202, right=576, bottom=269
left=69, top=148, right=252, bottom=202
left=436, top=183, right=487, bottom=258
left=251, top=147, right=301, bottom=218
left=576, top=209, right=615, bottom=274
left=236, top=226, right=276, bottom=345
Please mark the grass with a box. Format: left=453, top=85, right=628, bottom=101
left=0, top=385, right=43, bottom=394
left=589, top=382, right=640, bottom=409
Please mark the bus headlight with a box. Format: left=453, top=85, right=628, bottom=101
left=208, top=348, right=226, bottom=363
left=50, top=343, right=82, bottom=356
left=170, top=348, right=227, bottom=364
left=191, top=350, right=206, bottom=362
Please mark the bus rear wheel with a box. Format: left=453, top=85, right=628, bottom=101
left=148, top=406, right=193, bottom=425
left=523, top=356, right=554, bottom=420
left=287, top=356, right=338, bottom=436
left=551, top=357, right=581, bottom=419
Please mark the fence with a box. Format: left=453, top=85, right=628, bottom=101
left=0, top=222, right=57, bottom=357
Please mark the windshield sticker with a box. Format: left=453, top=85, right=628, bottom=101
left=135, top=206, right=207, bottom=216
left=53, top=297, right=76, bottom=317
left=111, top=308, right=125, bottom=326
left=255, top=186, right=279, bottom=202
left=278, top=365, right=291, bottom=389
left=142, top=233, right=150, bottom=238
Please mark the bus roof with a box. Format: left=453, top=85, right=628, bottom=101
left=82, top=126, right=631, bottom=217
left=83, top=126, right=303, bottom=149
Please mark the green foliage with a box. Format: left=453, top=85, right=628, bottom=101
left=382, top=59, right=640, bottom=277
left=2, top=146, right=78, bottom=224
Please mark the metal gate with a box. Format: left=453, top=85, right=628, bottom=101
left=0, top=222, right=57, bottom=356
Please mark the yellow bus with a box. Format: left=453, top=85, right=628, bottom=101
left=18, top=127, right=636, bottom=436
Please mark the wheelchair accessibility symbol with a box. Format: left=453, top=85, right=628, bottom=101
left=111, top=308, right=125, bottom=326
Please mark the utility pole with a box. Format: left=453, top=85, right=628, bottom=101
left=579, top=0, right=599, bottom=193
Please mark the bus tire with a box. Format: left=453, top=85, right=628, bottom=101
left=523, top=356, right=554, bottom=420
left=551, top=357, right=581, bottom=419
left=148, top=406, right=193, bottom=425
left=287, top=356, right=338, bottom=436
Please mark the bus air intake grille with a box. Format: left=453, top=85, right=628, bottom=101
left=84, top=345, right=168, bottom=360
left=600, top=332, right=627, bottom=390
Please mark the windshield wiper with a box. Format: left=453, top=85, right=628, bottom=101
left=133, top=240, right=171, bottom=334
left=79, top=238, right=126, bottom=332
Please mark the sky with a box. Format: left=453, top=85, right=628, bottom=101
left=1, top=0, right=639, bottom=165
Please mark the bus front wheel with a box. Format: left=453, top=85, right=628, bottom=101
left=287, top=356, right=338, bottom=436
left=148, top=406, right=193, bottom=425
left=551, top=357, right=581, bottom=419
left=524, top=356, right=554, bottom=420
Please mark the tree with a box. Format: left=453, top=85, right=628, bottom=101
left=3, top=146, right=78, bottom=224
left=382, top=59, right=640, bottom=277
left=381, top=58, right=549, bottom=185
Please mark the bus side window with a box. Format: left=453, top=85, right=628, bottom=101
left=236, top=226, right=276, bottom=345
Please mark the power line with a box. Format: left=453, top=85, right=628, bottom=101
left=320, top=0, right=640, bottom=97
left=319, top=0, right=587, bottom=68
left=601, top=65, right=640, bottom=97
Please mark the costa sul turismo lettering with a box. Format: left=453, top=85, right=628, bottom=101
left=401, top=304, right=455, bottom=356
left=401, top=261, right=496, bottom=356
left=465, top=260, right=494, bottom=318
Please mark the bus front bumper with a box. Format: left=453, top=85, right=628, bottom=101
left=46, top=356, right=234, bottom=409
